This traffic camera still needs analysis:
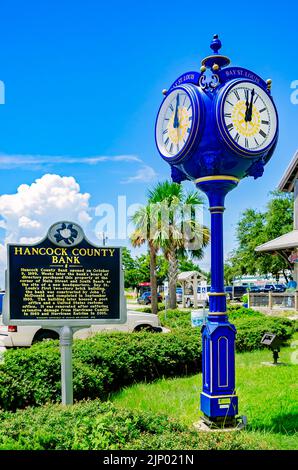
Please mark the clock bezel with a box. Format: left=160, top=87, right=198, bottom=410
left=155, top=84, right=204, bottom=164
left=216, top=78, right=279, bottom=158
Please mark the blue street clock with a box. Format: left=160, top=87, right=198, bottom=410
left=155, top=35, right=279, bottom=428
left=155, top=35, right=278, bottom=183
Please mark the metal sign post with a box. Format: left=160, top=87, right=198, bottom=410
left=3, top=221, right=127, bottom=405
left=60, top=326, right=74, bottom=405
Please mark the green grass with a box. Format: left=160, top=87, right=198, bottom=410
left=111, top=333, right=298, bottom=450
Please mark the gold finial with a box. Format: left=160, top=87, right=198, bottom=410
left=200, top=65, right=207, bottom=73
left=212, top=63, right=220, bottom=71
left=162, top=89, right=167, bottom=96
left=266, top=79, right=272, bottom=91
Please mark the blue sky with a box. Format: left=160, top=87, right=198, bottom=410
left=0, top=0, right=297, bottom=273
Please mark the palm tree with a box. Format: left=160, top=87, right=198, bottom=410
left=130, top=204, right=159, bottom=315
left=148, top=181, right=209, bottom=309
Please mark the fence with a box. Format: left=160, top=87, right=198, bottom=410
left=248, top=292, right=298, bottom=310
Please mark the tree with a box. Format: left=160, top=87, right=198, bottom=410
left=122, top=248, right=138, bottom=288
left=227, top=191, right=294, bottom=281
left=148, top=181, right=210, bottom=309
left=130, top=205, right=159, bottom=315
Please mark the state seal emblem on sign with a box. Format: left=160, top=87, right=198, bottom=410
left=48, top=221, right=84, bottom=247
left=54, top=223, right=78, bottom=245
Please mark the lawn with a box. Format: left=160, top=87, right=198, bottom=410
left=111, top=333, right=298, bottom=450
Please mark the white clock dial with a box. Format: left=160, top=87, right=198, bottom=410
left=222, top=82, right=277, bottom=153
left=156, top=89, right=194, bottom=158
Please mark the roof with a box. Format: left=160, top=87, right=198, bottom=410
left=177, top=270, right=206, bottom=281
left=255, top=230, right=298, bottom=252
left=278, top=150, right=298, bottom=192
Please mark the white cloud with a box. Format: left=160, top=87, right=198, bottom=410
left=121, top=165, right=158, bottom=184
left=0, top=153, right=142, bottom=169
left=0, top=174, right=92, bottom=288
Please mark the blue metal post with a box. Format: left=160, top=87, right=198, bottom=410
left=196, top=176, right=239, bottom=427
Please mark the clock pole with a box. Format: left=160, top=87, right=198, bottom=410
left=155, top=34, right=278, bottom=430
left=195, top=176, right=239, bottom=428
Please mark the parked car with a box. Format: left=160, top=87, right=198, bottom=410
left=137, top=291, right=163, bottom=305
left=0, top=311, right=166, bottom=349
left=274, top=284, right=286, bottom=293
left=248, top=286, right=261, bottom=293
left=261, top=284, right=276, bottom=292
left=232, top=285, right=247, bottom=300
left=224, top=285, right=247, bottom=300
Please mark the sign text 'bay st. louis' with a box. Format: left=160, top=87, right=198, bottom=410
left=3, top=221, right=126, bottom=405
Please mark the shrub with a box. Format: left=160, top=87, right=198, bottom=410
left=0, top=329, right=201, bottom=411
left=0, top=400, right=268, bottom=450
left=158, top=309, right=295, bottom=353
left=233, top=316, right=295, bottom=352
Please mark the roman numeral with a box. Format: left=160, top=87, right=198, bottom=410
left=259, top=129, right=267, bottom=138
left=169, top=143, right=173, bottom=153
left=177, top=143, right=180, bottom=152
left=226, top=100, right=233, bottom=106
left=254, top=94, right=259, bottom=104
left=183, top=96, right=186, bottom=106
left=254, top=138, right=259, bottom=146
left=261, top=120, right=269, bottom=125
left=245, top=138, right=249, bottom=148
left=169, top=104, right=174, bottom=112
left=162, top=129, right=168, bottom=134
left=259, top=107, right=266, bottom=113
left=187, top=128, right=191, bottom=133
left=164, top=137, right=169, bottom=146
left=227, top=123, right=234, bottom=131
left=187, top=104, right=192, bottom=111
left=224, top=113, right=232, bottom=118
left=234, top=90, right=240, bottom=100
left=235, top=133, right=240, bottom=143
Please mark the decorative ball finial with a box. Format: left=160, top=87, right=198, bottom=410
left=201, top=34, right=230, bottom=70
left=210, top=34, right=222, bottom=54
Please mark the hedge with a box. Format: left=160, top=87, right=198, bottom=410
left=0, top=400, right=268, bottom=450
left=0, top=329, right=201, bottom=411
left=0, top=308, right=294, bottom=411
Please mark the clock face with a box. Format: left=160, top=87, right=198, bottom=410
left=219, top=81, right=278, bottom=155
left=156, top=88, right=195, bottom=159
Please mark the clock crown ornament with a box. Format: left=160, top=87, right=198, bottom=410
left=201, top=33, right=231, bottom=71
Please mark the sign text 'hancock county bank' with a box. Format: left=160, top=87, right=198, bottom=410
left=6, top=222, right=122, bottom=322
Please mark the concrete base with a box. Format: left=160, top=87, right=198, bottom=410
left=193, top=416, right=247, bottom=432
left=261, top=361, right=288, bottom=367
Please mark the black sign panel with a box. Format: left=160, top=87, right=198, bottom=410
left=6, top=223, right=122, bottom=323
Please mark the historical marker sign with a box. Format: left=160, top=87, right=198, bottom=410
left=3, top=221, right=126, bottom=326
